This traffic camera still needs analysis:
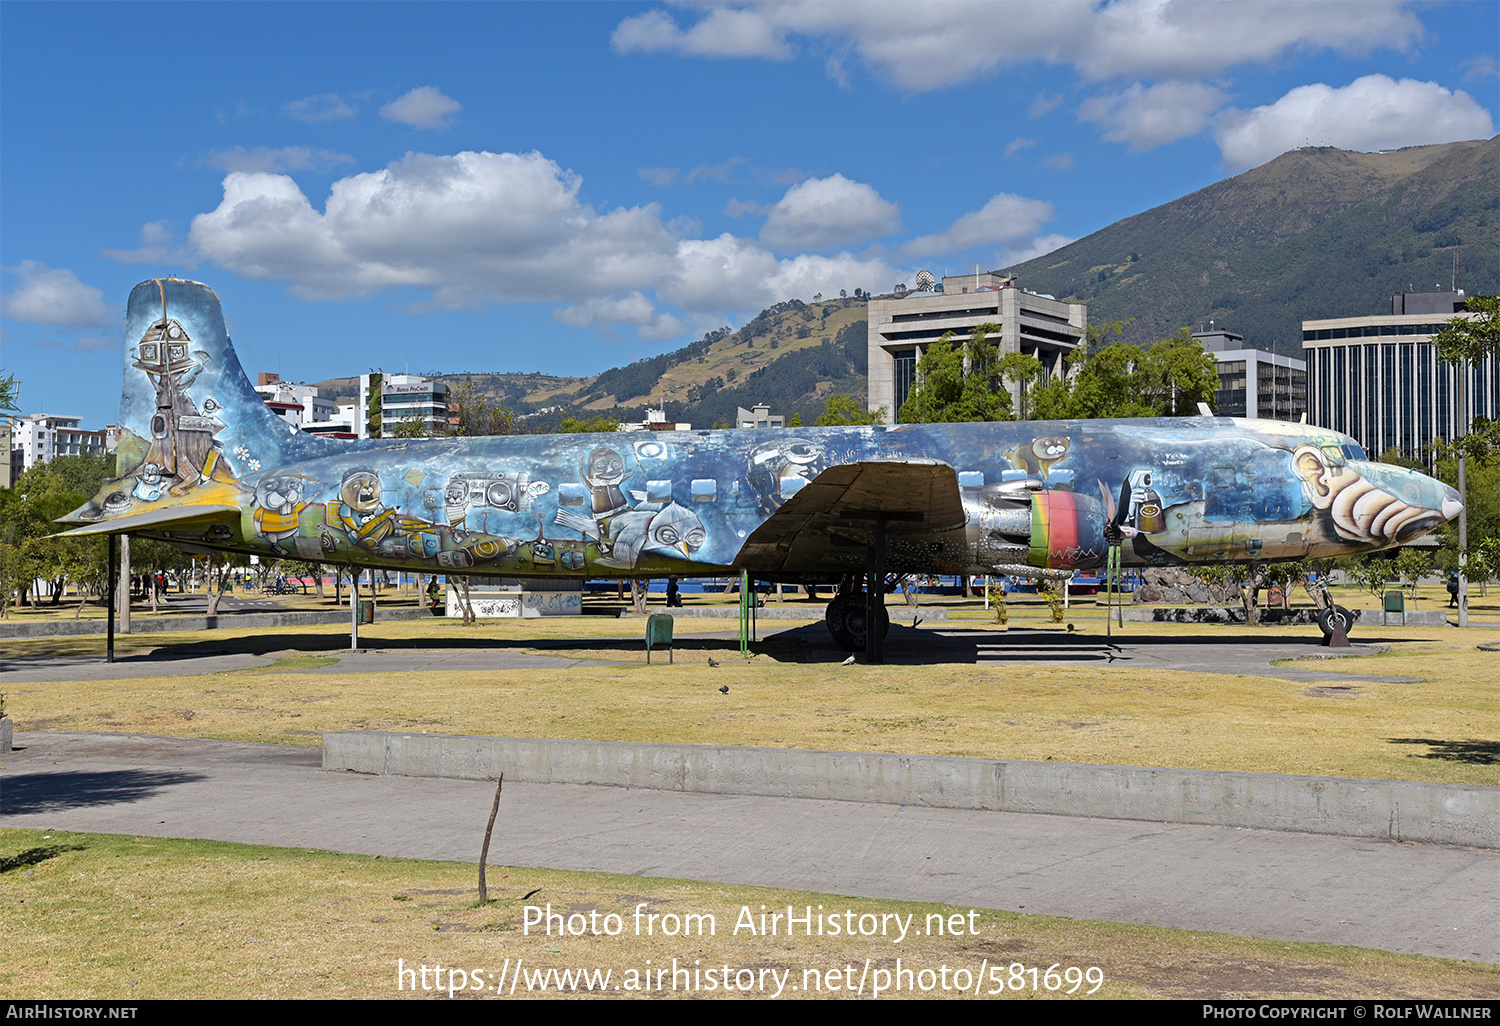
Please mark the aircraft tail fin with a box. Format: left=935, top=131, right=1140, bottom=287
left=59, top=277, right=336, bottom=527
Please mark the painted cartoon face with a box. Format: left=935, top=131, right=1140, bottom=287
left=1032, top=435, right=1071, bottom=466
left=139, top=463, right=161, bottom=485
left=256, top=475, right=303, bottom=512
left=1293, top=446, right=1462, bottom=545
left=586, top=447, right=626, bottom=486
left=646, top=502, right=707, bottom=559
left=340, top=469, right=381, bottom=512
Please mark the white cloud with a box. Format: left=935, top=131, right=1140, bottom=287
left=1077, top=1, right=1422, bottom=81
left=1004, top=137, right=1038, bottom=159
left=611, top=2, right=1425, bottom=90
left=640, top=166, right=679, bottom=186
left=1040, top=153, right=1075, bottom=171
left=612, top=7, right=792, bottom=59
left=1, top=262, right=115, bottom=327
left=556, top=292, right=685, bottom=341
left=184, top=149, right=901, bottom=330
left=206, top=146, right=355, bottom=173
left=285, top=93, right=357, bottom=122
left=380, top=86, right=462, bottom=130
left=758, top=173, right=900, bottom=251
left=906, top=193, right=1054, bottom=258
left=1079, top=81, right=1230, bottom=152
left=1029, top=91, right=1064, bottom=118
left=658, top=235, right=901, bottom=312
left=1213, top=74, right=1496, bottom=170
left=189, top=151, right=680, bottom=303
left=101, top=221, right=193, bottom=266
left=1462, top=54, right=1498, bottom=83
left=998, top=233, right=1074, bottom=268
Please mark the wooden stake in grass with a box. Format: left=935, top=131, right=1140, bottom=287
left=477, top=773, right=503, bottom=903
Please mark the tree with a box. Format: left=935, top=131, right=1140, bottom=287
left=816, top=393, right=884, bottom=426
left=1028, top=323, right=1219, bottom=420
left=559, top=415, right=620, bottom=433
left=0, top=371, right=18, bottom=412
left=1433, top=295, right=1499, bottom=627
left=896, top=327, right=1013, bottom=424
left=448, top=380, right=517, bottom=436
left=996, top=352, right=1045, bottom=420
left=388, top=417, right=432, bottom=438
left=1433, top=295, right=1500, bottom=366
left=1392, top=547, right=1432, bottom=601
left=1190, top=563, right=1268, bottom=625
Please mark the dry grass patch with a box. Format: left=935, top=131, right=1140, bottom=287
left=5, top=628, right=1496, bottom=784
left=3, top=830, right=1494, bottom=1000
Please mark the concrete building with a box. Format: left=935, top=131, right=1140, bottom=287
left=358, top=373, right=450, bottom=438
left=867, top=271, right=1086, bottom=422
left=1193, top=330, right=1307, bottom=422
left=254, top=373, right=346, bottom=436
left=1303, top=290, right=1496, bottom=459
left=617, top=407, right=690, bottom=432
left=7, top=413, right=109, bottom=474
left=0, top=422, right=12, bottom=489
left=736, top=404, right=784, bottom=429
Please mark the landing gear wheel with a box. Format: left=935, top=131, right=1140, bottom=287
left=1317, top=604, right=1353, bottom=638
left=825, top=594, right=891, bottom=652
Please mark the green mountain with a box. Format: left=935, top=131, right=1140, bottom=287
left=1004, top=137, right=1499, bottom=354
left=392, top=298, right=873, bottom=430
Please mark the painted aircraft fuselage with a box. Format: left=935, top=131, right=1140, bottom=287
left=61, top=279, right=1464, bottom=580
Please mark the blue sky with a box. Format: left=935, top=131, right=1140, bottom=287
left=2, top=0, right=1496, bottom=425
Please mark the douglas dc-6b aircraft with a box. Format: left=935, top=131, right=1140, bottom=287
left=59, top=278, right=1463, bottom=657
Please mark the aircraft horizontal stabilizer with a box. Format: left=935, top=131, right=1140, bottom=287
left=736, top=460, right=966, bottom=574
left=53, top=505, right=242, bottom=537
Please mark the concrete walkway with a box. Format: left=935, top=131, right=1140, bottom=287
left=0, top=620, right=1426, bottom=684
left=1, top=731, right=1495, bottom=964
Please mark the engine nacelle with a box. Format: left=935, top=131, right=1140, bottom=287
left=968, top=490, right=1108, bottom=572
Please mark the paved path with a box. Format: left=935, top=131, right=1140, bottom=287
left=0, top=621, right=1421, bottom=684
left=2, top=732, right=1494, bottom=964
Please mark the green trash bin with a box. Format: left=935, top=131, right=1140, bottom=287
left=357, top=600, right=375, bottom=625
left=646, top=613, right=674, bottom=664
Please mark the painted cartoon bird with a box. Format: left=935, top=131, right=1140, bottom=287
left=561, top=501, right=706, bottom=569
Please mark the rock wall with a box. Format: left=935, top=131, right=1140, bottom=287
left=1132, top=567, right=1236, bottom=605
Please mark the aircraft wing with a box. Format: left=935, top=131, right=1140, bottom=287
left=735, top=459, right=967, bottom=574
left=52, top=505, right=242, bottom=537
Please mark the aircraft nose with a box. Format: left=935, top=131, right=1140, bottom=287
left=1348, top=460, right=1450, bottom=512
left=1440, top=482, right=1464, bottom=524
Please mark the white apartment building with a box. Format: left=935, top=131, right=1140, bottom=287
left=8, top=413, right=109, bottom=473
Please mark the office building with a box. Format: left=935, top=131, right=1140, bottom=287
left=736, top=404, right=784, bottom=429
left=8, top=413, right=109, bottom=473
left=1303, top=291, right=1496, bottom=458
left=255, top=373, right=344, bottom=435
left=358, top=372, right=450, bottom=438
left=867, top=271, right=1087, bottom=422
left=1193, top=330, right=1307, bottom=421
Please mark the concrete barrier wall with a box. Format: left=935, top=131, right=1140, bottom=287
left=0, top=606, right=434, bottom=639
left=323, top=731, right=1498, bottom=848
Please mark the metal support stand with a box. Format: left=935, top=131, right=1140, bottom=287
left=738, top=569, right=752, bottom=658
left=865, top=519, right=888, bottom=665
left=1105, top=543, right=1122, bottom=638
left=106, top=534, right=116, bottom=664
left=349, top=568, right=359, bottom=650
